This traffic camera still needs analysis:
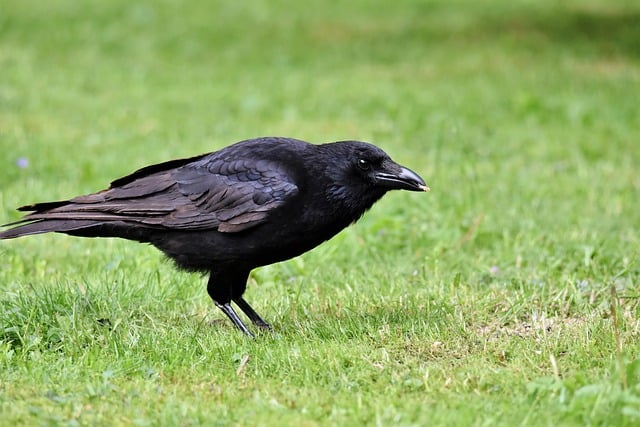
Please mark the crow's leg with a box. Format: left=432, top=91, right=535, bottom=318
left=229, top=271, right=272, bottom=330
left=214, top=302, right=254, bottom=337
left=234, top=297, right=272, bottom=330
left=207, top=271, right=253, bottom=337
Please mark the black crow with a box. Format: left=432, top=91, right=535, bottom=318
left=1, top=137, right=428, bottom=336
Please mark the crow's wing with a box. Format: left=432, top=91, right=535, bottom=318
left=14, top=157, right=299, bottom=233
left=168, top=158, right=299, bottom=232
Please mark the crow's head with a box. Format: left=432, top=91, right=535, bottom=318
left=323, top=141, right=428, bottom=190
left=317, top=141, right=429, bottom=215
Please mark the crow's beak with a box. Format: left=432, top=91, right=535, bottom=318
left=375, top=165, right=430, bottom=192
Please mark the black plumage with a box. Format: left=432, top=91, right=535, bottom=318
left=1, top=137, right=429, bottom=335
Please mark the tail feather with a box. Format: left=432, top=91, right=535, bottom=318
left=0, top=219, right=100, bottom=239
left=17, top=200, right=70, bottom=212
left=2, top=197, right=168, bottom=240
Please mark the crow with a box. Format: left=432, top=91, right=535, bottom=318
left=1, top=137, right=428, bottom=336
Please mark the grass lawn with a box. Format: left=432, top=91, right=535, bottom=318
left=1, top=0, right=639, bottom=425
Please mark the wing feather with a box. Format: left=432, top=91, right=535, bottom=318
left=11, top=156, right=299, bottom=234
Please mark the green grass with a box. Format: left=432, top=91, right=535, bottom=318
left=1, top=0, right=639, bottom=425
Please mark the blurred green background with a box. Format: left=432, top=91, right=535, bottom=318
left=1, top=1, right=639, bottom=425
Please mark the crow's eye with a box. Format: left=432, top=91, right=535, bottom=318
left=357, top=158, right=371, bottom=171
